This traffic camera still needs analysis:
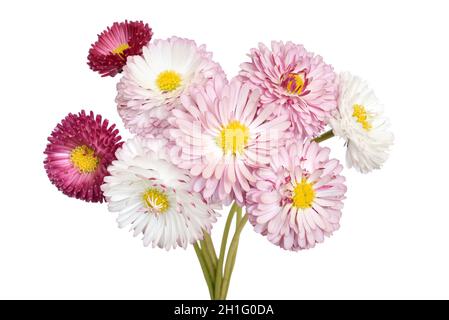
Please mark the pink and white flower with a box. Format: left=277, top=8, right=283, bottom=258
left=239, top=41, right=338, bottom=139
left=246, top=140, right=347, bottom=251
left=101, top=137, right=218, bottom=250
left=116, top=36, right=225, bottom=138
left=170, top=77, right=290, bottom=205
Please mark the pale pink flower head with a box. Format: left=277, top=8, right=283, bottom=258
left=239, top=41, right=338, bottom=139
left=170, top=77, right=291, bottom=205
left=246, top=140, right=347, bottom=251
left=116, top=36, right=225, bottom=138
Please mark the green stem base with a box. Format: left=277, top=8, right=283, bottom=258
left=194, top=202, right=247, bottom=300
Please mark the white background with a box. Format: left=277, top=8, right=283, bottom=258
left=0, top=0, right=448, bottom=300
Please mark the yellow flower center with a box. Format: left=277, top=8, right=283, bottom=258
left=352, top=104, right=372, bottom=131
left=156, top=70, right=182, bottom=92
left=281, top=72, right=305, bottom=95
left=70, top=145, right=99, bottom=173
left=217, top=120, right=250, bottom=155
left=111, top=43, right=130, bottom=56
left=142, top=188, right=170, bottom=214
left=292, top=178, right=315, bottom=209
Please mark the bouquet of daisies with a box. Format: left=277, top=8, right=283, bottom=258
left=44, top=21, right=393, bottom=300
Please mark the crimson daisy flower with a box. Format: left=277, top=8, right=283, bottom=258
left=44, top=111, right=123, bottom=202
left=87, top=21, right=153, bottom=77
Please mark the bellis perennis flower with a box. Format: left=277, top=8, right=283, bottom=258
left=101, top=137, right=218, bottom=250
left=87, top=21, right=153, bottom=77
left=116, top=37, right=225, bottom=138
left=239, top=41, right=338, bottom=139
left=246, top=140, right=347, bottom=250
left=170, top=77, right=290, bottom=205
left=329, top=72, right=394, bottom=173
left=44, top=111, right=123, bottom=202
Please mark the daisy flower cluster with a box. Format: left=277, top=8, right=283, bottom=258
left=43, top=21, right=393, bottom=299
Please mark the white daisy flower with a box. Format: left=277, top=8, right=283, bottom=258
left=329, top=72, right=394, bottom=173
left=101, top=137, right=218, bottom=250
left=116, top=36, right=225, bottom=138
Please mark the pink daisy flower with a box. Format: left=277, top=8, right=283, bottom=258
left=44, top=111, right=123, bottom=203
left=246, top=140, right=347, bottom=251
left=116, top=37, right=225, bottom=138
left=239, top=41, right=338, bottom=139
left=87, top=21, right=152, bottom=77
left=170, top=77, right=290, bottom=205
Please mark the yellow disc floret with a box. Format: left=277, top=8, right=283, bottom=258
left=352, top=104, right=372, bottom=131
left=112, top=43, right=130, bottom=57
left=217, top=120, right=250, bottom=155
left=156, top=70, right=182, bottom=92
left=142, top=188, right=170, bottom=214
left=70, top=145, right=99, bottom=173
left=292, top=178, right=315, bottom=209
left=281, top=72, right=305, bottom=95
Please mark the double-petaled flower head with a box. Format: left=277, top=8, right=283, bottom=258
left=101, top=137, right=219, bottom=250
left=329, top=72, right=394, bottom=173
left=239, top=41, right=338, bottom=140
left=87, top=21, right=153, bottom=77
left=170, top=77, right=291, bottom=205
left=44, top=111, right=123, bottom=202
left=246, top=140, right=347, bottom=250
left=116, top=37, right=225, bottom=138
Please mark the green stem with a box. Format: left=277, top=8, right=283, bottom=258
left=214, top=202, right=238, bottom=300
left=202, top=232, right=217, bottom=269
left=200, top=241, right=215, bottom=284
left=193, top=243, right=214, bottom=299
left=313, top=129, right=335, bottom=143
left=220, top=214, right=248, bottom=300
left=235, top=205, right=242, bottom=229
left=223, top=238, right=240, bottom=299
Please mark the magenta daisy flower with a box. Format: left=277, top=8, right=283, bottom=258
left=239, top=41, right=338, bottom=139
left=87, top=21, right=152, bottom=77
left=246, top=140, right=347, bottom=251
left=169, top=77, right=290, bottom=205
left=44, top=111, right=123, bottom=203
